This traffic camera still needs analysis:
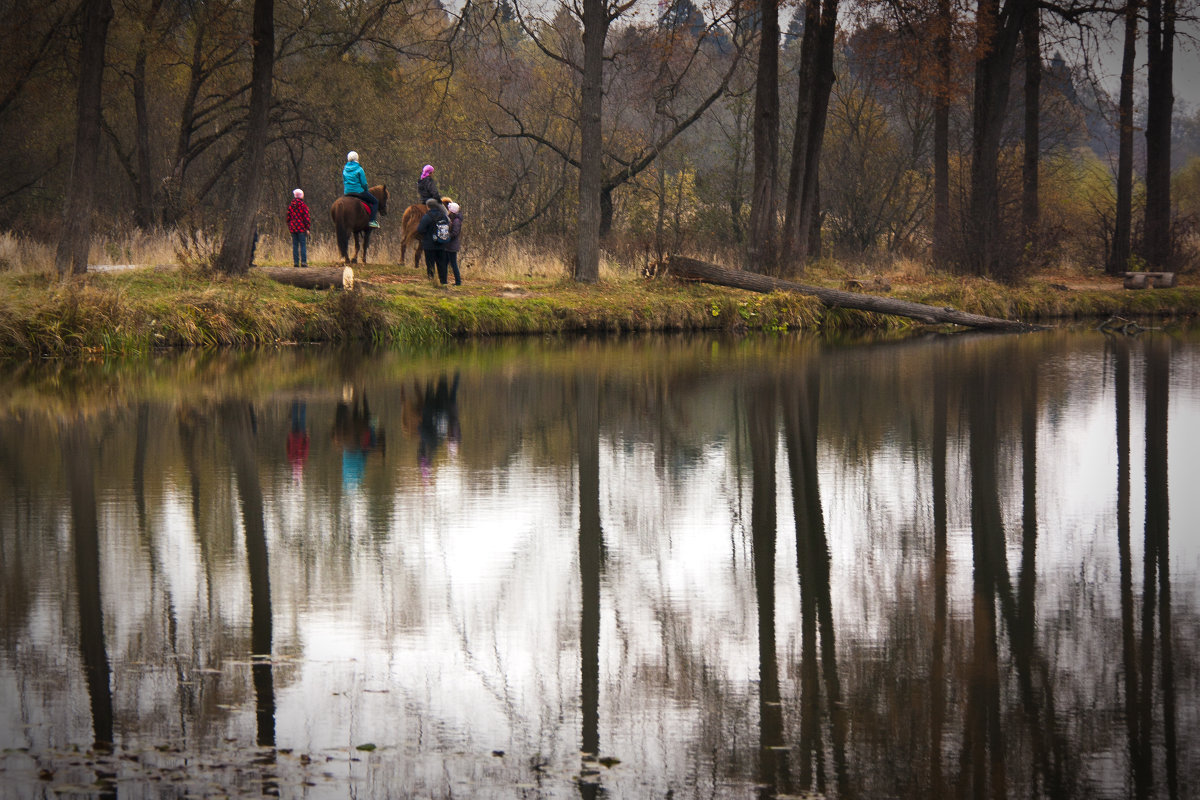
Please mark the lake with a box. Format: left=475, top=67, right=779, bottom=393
left=0, top=329, right=1197, bottom=798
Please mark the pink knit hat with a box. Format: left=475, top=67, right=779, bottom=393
left=293, top=188, right=304, bottom=199
left=421, top=165, right=434, bottom=179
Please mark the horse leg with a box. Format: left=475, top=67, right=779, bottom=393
left=362, top=229, right=371, bottom=265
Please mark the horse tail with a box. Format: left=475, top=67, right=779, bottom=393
left=336, top=223, right=350, bottom=261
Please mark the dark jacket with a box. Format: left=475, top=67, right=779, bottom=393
left=446, top=211, right=463, bottom=252
left=417, top=175, right=440, bottom=203
left=416, top=207, right=450, bottom=251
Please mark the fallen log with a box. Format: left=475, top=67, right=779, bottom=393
left=668, top=255, right=1044, bottom=332
left=257, top=265, right=353, bottom=290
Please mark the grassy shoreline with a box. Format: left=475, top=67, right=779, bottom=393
left=1, top=260, right=1197, bottom=360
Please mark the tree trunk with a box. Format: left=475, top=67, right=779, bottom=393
left=575, top=0, right=608, bottom=283
left=746, top=0, right=780, bottom=274
left=54, top=0, right=115, bottom=277
left=1143, top=0, right=1174, bottom=268
left=214, top=0, right=274, bottom=275
left=258, top=266, right=353, bottom=289
left=599, top=184, right=613, bottom=239
left=668, top=255, right=1043, bottom=331
left=133, top=49, right=156, bottom=228
left=932, top=0, right=952, bottom=269
left=966, top=0, right=1028, bottom=279
left=782, top=0, right=837, bottom=271
left=1109, top=0, right=1138, bottom=275
left=1021, top=8, right=1040, bottom=255
left=131, top=0, right=165, bottom=230
left=782, top=0, right=818, bottom=263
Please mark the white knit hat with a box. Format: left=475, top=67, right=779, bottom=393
left=347, top=151, right=359, bottom=162
left=447, top=202, right=460, bottom=214
left=293, top=188, right=304, bottom=199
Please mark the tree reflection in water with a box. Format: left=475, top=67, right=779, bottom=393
left=0, top=333, right=1195, bottom=798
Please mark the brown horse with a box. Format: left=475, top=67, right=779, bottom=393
left=399, top=197, right=455, bottom=269
left=398, top=203, right=428, bottom=269
left=330, top=184, right=388, bottom=264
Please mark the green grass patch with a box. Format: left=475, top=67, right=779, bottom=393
left=1, top=262, right=1196, bottom=360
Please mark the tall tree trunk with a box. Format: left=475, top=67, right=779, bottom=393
left=799, top=0, right=837, bottom=266
left=1109, top=0, right=1139, bottom=275
left=783, top=0, right=817, bottom=263
left=214, top=0, right=274, bottom=275
left=747, top=0, right=780, bottom=274
left=575, top=0, right=608, bottom=283
left=966, top=0, right=1028, bottom=279
left=133, top=49, right=156, bottom=228
left=1021, top=8, right=1040, bottom=256
left=932, top=0, right=952, bottom=268
left=782, top=0, right=837, bottom=271
left=1143, top=0, right=1174, bottom=268
left=131, top=0, right=165, bottom=229
left=54, top=0, right=114, bottom=277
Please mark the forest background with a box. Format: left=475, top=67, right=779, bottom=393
left=1, top=0, right=1198, bottom=285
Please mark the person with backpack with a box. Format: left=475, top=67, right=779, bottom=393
left=286, top=188, right=311, bottom=268
left=445, top=201, right=463, bottom=286
left=343, top=151, right=379, bottom=228
left=416, top=197, right=452, bottom=284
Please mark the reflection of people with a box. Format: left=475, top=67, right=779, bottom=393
left=286, top=400, right=309, bottom=482
left=417, top=372, right=460, bottom=476
left=332, top=389, right=385, bottom=489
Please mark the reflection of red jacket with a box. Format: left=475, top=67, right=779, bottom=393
left=287, top=431, right=309, bottom=465
left=287, top=199, right=311, bottom=233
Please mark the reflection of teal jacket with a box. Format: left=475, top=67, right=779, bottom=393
left=343, top=161, right=368, bottom=195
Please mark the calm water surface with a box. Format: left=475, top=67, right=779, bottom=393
left=0, top=331, right=1197, bottom=799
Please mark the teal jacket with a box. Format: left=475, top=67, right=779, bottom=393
left=343, top=161, right=368, bottom=195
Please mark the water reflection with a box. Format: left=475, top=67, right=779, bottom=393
left=0, top=332, right=1197, bottom=798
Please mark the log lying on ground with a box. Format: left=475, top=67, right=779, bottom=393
left=257, top=266, right=353, bottom=290
left=668, top=255, right=1044, bottom=332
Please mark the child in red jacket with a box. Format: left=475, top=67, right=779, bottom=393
left=287, top=188, right=311, bottom=268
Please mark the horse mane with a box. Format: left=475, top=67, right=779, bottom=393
left=370, top=185, right=388, bottom=214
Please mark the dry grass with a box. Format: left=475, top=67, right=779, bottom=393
left=1, top=227, right=642, bottom=283
left=0, top=229, right=180, bottom=273
left=0, top=231, right=54, bottom=273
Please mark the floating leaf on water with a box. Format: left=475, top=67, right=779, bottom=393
left=598, top=756, right=621, bottom=767
left=354, top=743, right=376, bottom=752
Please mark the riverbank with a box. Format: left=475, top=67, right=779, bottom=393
left=1, top=260, right=1197, bottom=359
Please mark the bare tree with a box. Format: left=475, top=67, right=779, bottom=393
left=214, top=0, right=275, bottom=275
left=747, top=0, right=781, bottom=274
left=1022, top=6, right=1041, bottom=255
left=1142, top=0, right=1175, bottom=268
left=965, top=0, right=1032, bottom=278
left=1107, top=0, right=1138, bottom=275
left=781, top=0, right=839, bottom=271
left=55, top=0, right=115, bottom=276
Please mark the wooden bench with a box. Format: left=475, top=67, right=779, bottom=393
left=1123, top=271, right=1177, bottom=289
